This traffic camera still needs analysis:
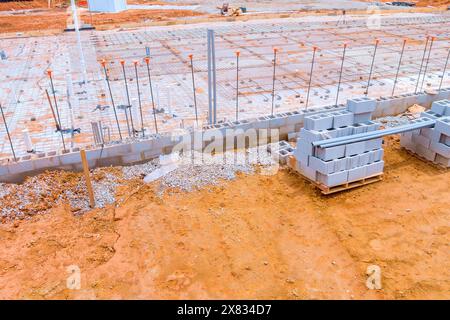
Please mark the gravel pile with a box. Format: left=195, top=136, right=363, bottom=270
left=0, top=145, right=277, bottom=220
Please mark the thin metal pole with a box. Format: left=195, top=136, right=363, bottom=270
left=101, top=60, right=123, bottom=140
left=335, top=43, right=347, bottom=106
left=439, top=47, right=450, bottom=91
left=420, top=36, right=435, bottom=92
left=144, top=57, right=158, bottom=134
left=415, top=36, right=430, bottom=94
left=47, top=69, right=63, bottom=130
left=392, top=39, right=407, bottom=97
left=365, top=39, right=379, bottom=96
left=120, top=60, right=134, bottom=136
left=0, top=103, right=17, bottom=161
left=235, top=50, right=240, bottom=121
left=306, top=46, right=317, bottom=110
left=45, top=89, right=66, bottom=152
left=189, top=54, right=199, bottom=126
left=271, top=48, right=278, bottom=116
left=134, top=61, right=145, bottom=137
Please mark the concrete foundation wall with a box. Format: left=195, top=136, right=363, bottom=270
left=2, top=88, right=450, bottom=183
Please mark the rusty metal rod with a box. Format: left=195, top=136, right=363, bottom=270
left=392, top=39, right=407, bottom=97
left=235, top=51, right=240, bottom=121
left=420, top=36, right=435, bottom=92
left=101, top=60, right=123, bottom=140
left=365, top=39, right=379, bottom=96
left=306, top=46, right=317, bottom=110
left=415, top=36, right=430, bottom=94
left=144, top=57, right=158, bottom=134
left=120, top=60, right=134, bottom=136
left=439, top=47, right=450, bottom=91
left=134, top=61, right=145, bottom=137
left=335, top=43, right=347, bottom=106
left=189, top=54, right=199, bottom=127
left=0, top=103, right=17, bottom=161
left=271, top=48, right=278, bottom=116
left=45, top=89, right=66, bottom=152
left=47, top=70, right=63, bottom=131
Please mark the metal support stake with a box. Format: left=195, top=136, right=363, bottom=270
left=207, top=29, right=217, bottom=124
left=133, top=61, right=145, bottom=137
left=439, top=48, right=450, bottom=91
left=189, top=54, right=199, bottom=127
left=47, top=69, right=63, bottom=131
left=101, top=60, right=123, bottom=140
left=365, top=39, right=379, bottom=96
left=335, top=43, right=347, bottom=106
left=120, top=60, right=135, bottom=136
left=420, top=36, right=435, bottom=92
left=235, top=51, right=240, bottom=121
left=144, top=57, right=158, bottom=134
left=415, top=36, right=430, bottom=94
left=306, top=46, right=317, bottom=110
left=0, top=103, right=17, bottom=161
left=392, top=39, right=407, bottom=97
left=271, top=48, right=278, bottom=116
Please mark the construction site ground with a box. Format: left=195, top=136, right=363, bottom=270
left=0, top=136, right=449, bottom=299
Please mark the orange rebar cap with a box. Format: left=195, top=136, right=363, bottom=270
left=144, top=57, right=150, bottom=64
left=46, top=69, right=52, bottom=76
left=236, top=51, right=240, bottom=57
left=343, top=43, right=348, bottom=48
left=313, top=46, right=318, bottom=51
left=188, top=54, right=193, bottom=59
left=133, top=60, right=139, bottom=66
left=273, top=47, right=278, bottom=53
left=120, top=59, right=125, bottom=66
left=375, top=38, right=380, bottom=44
left=100, top=59, right=106, bottom=67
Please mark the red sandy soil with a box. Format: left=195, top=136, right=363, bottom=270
left=0, top=137, right=448, bottom=299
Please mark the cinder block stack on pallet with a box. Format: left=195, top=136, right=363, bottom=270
left=292, top=97, right=385, bottom=192
left=400, top=100, right=450, bottom=167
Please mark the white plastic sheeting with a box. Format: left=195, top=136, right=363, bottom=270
left=88, top=0, right=127, bottom=13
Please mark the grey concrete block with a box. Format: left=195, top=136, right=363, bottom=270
left=430, top=141, right=450, bottom=158
left=309, top=156, right=335, bottom=174
left=345, top=141, right=366, bottom=156
left=347, top=97, right=376, bottom=114
left=60, top=151, right=81, bottom=165
left=374, top=149, right=384, bottom=162
left=365, top=138, right=383, bottom=152
left=346, top=154, right=360, bottom=170
left=7, top=159, right=34, bottom=175
left=317, top=170, right=348, bottom=187
left=435, top=154, right=450, bottom=167
left=333, top=158, right=347, bottom=172
left=412, top=132, right=431, bottom=148
left=332, top=110, right=354, bottom=128
left=285, top=111, right=304, bottom=126
left=435, top=117, right=450, bottom=137
left=293, top=148, right=309, bottom=165
left=316, top=145, right=345, bottom=161
left=267, top=114, right=287, bottom=127
left=299, top=162, right=317, bottom=181
left=364, top=120, right=381, bottom=132
left=336, top=126, right=353, bottom=137
left=431, top=100, right=450, bottom=116
left=304, top=113, right=334, bottom=131
left=365, top=160, right=384, bottom=176
left=296, top=138, right=315, bottom=156
left=353, top=112, right=372, bottom=123
left=442, top=135, right=450, bottom=146
left=348, top=166, right=367, bottom=182
left=351, top=123, right=368, bottom=135
left=415, top=144, right=437, bottom=161
left=358, top=152, right=370, bottom=166
left=420, top=110, right=443, bottom=120
left=420, top=128, right=434, bottom=139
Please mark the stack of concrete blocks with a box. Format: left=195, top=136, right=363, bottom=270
left=400, top=100, right=450, bottom=167
left=293, top=97, right=385, bottom=188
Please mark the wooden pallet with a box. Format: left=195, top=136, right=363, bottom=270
left=287, top=156, right=383, bottom=195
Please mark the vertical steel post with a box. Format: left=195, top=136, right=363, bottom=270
left=415, top=36, right=430, bottom=94
left=207, top=29, right=217, bottom=124
left=335, top=43, right=347, bottom=106
left=133, top=61, right=145, bottom=137
left=120, top=60, right=134, bottom=136
left=306, top=46, right=317, bottom=110
left=420, top=36, right=435, bottom=92
left=144, top=57, right=158, bottom=134
left=101, top=60, right=123, bottom=140
left=0, top=103, right=17, bottom=161
left=365, top=39, right=379, bottom=96
left=392, top=39, right=407, bottom=97
left=235, top=50, right=240, bottom=121
left=439, top=48, right=450, bottom=91
left=45, top=89, right=67, bottom=152
left=189, top=54, right=199, bottom=126
left=271, top=48, right=278, bottom=116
